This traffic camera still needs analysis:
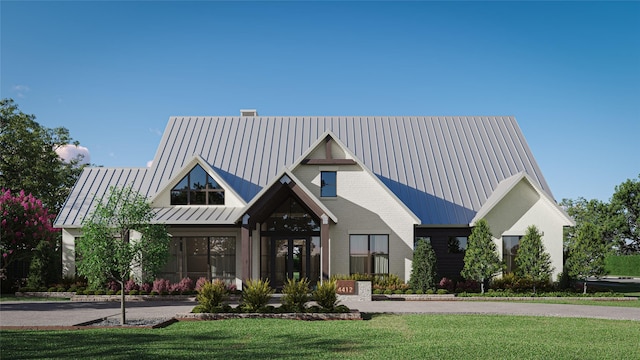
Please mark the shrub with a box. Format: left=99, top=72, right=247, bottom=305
left=240, top=279, right=274, bottom=312
left=56, top=286, right=66, bottom=292
left=282, top=278, right=310, bottom=312
left=129, top=290, right=139, bottom=295
left=405, top=289, right=414, bottom=294
left=150, top=290, right=159, bottom=295
left=438, top=277, right=456, bottom=293
left=383, top=289, right=393, bottom=295
left=313, top=280, right=338, bottom=311
left=195, top=277, right=209, bottom=291
left=171, top=277, right=194, bottom=294
left=152, top=278, right=171, bottom=294
left=106, top=290, right=116, bottom=295
left=124, top=279, right=139, bottom=292
left=605, top=255, right=640, bottom=277
left=415, top=289, right=424, bottom=294
left=196, top=280, right=229, bottom=312
left=393, top=289, right=404, bottom=294
left=140, top=283, right=152, bottom=293
left=373, top=289, right=383, bottom=294
left=436, top=289, right=448, bottom=295
left=455, top=279, right=480, bottom=293
left=47, top=287, right=56, bottom=292
left=107, top=280, right=121, bottom=291
left=94, top=290, right=105, bottom=295
left=425, top=289, right=434, bottom=294
left=410, top=239, right=438, bottom=292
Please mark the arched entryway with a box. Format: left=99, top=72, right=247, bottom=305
left=241, top=174, right=335, bottom=289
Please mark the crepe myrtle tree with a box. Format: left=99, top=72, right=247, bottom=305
left=515, top=225, right=553, bottom=294
left=77, top=186, right=170, bottom=325
left=0, top=189, right=57, bottom=282
left=461, top=219, right=501, bottom=293
left=565, top=222, right=608, bottom=294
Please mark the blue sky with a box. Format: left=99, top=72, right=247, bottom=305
left=2, top=1, right=638, bottom=202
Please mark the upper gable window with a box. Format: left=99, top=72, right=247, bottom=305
left=320, top=171, right=337, bottom=197
left=171, top=164, right=224, bottom=205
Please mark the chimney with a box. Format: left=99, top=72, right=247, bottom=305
left=240, top=109, right=258, bottom=117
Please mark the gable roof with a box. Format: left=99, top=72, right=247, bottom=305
left=55, top=116, right=553, bottom=227
left=470, top=172, right=574, bottom=226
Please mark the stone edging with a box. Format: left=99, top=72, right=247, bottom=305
left=176, top=311, right=362, bottom=321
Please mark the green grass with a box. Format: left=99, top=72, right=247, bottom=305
left=2, top=315, right=639, bottom=359
left=514, top=299, right=640, bottom=308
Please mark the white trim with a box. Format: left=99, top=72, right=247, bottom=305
left=470, top=172, right=574, bottom=226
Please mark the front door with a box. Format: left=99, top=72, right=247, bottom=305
left=265, top=235, right=320, bottom=289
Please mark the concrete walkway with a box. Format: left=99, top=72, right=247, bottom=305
left=1, top=299, right=639, bottom=328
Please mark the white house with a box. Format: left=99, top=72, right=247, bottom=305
left=55, top=113, right=574, bottom=288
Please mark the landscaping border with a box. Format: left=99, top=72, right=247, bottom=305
left=176, top=310, right=362, bottom=321
left=374, top=294, right=638, bottom=301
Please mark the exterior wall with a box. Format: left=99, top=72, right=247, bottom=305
left=61, top=228, right=82, bottom=277
left=293, top=164, right=419, bottom=282
left=414, top=227, right=471, bottom=279
left=483, top=180, right=566, bottom=279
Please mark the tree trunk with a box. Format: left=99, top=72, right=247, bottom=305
left=583, top=281, right=587, bottom=295
left=120, top=280, right=126, bottom=325
left=480, top=278, right=485, bottom=294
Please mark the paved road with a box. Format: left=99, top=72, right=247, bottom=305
left=1, top=299, right=639, bottom=327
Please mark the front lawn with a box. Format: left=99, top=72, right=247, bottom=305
left=2, top=315, right=638, bottom=359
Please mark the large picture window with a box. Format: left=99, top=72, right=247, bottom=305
left=157, top=236, right=236, bottom=283
left=170, top=164, right=224, bottom=205
left=503, top=235, right=522, bottom=273
left=349, top=234, right=389, bottom=276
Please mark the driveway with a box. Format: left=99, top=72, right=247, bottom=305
left=1, top=299, right=639, bottom=328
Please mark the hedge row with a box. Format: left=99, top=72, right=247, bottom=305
left=605, top=255, right=640, bottom=277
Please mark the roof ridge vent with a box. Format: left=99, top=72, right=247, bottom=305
left=240, top=109, right=258, bottom=117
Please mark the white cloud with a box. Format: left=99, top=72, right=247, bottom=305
left=55, top=144, right=91, bottom=165
left=146, top=160, right=153, bottom=167
left=11, top=84, right=30, bottom=98
left=149, top=128, right=162, bottom=136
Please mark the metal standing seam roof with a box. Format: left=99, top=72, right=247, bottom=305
left=55, top=116, right=553, bottom=227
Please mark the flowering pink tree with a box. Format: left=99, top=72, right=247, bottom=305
left=0, top=189, right=57, bottom=279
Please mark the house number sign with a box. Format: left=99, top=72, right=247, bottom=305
left=336, top=280, right=356, bottom=295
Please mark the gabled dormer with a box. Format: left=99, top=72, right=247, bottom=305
left=151, top=155, right=246, bottom=208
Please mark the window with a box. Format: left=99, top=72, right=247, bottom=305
left=320, top=171, right=337, bottom=197
left=414, top=236, right=431, bottom=250
left=503, top=236, right=522, bottom=273
left=170, top=164, right=224, bottom=205
left=210, top=236, right=236, bottom=280
left=448, top=236, right=468, bottom=253
left=349, top=234, right=389, bottom=276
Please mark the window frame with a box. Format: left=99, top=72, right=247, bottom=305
left=170, top=164, right=225, bottom=205
left=502, top=235, right=523, bottom=274
left=320, top=171, right=337, bottom=197
left=349, top=234, right=389, bottom=276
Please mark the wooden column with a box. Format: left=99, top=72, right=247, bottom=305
left=321, top=214, right=330, bottom=281
left=241, top=214, right=251, bottom=285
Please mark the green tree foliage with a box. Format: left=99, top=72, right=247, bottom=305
left=515, top=225, right=553, bottom=293
left=0, top=99, right=85, bottom=214
left=76, top=186, right=170, bottom=324
left=565, top=223, right=608, bottom=294
left=561, top=174, right=640, bottom=254
left=462, top=219, right=501, bottom=293
left=409, top=238, right=437, bottom=292
left=609, top=175, right=639, bottom=253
